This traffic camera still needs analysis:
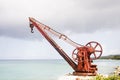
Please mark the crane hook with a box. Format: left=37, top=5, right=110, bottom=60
left=30, top=23, right=34, bottom=33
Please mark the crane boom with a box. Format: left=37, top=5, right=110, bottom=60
left=29, top=17, right=77, bottom=70
left=29, top=17, right=83, bottom=47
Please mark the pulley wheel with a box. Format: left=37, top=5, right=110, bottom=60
left=85, top=41, right=103, bottom=60
left=72, top=48, right=79, bottom=62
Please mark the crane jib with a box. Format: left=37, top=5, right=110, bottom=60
left=29, top=17, right=77, bottom=70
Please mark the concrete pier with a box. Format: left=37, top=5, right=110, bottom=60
left=58, top=74, right=96, bottom=80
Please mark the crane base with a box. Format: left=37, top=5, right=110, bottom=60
left=73, top=71, right=96, bottom=76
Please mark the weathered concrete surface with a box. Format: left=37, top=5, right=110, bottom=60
left=58, top=74, right=96, bottom=80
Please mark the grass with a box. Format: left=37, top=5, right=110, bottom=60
left=95, top=75, right=120, bottom=80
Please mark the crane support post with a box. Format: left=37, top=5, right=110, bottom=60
left=29, top=17, right=77, bottom=70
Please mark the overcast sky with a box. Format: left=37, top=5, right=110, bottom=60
left=0, top=0, right=120, bottom=59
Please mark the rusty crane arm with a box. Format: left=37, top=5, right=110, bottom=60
left=29, top=17, right=77, bottom=70
left=29, top=17, right=83, bottom=47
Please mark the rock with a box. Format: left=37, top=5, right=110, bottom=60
left=114, top=66, right=120, bottom=76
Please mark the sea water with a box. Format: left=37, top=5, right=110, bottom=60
left=0, top=59, right=120, bottom=80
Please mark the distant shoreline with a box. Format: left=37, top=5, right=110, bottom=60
left=100, top=55, right=120, bottom=60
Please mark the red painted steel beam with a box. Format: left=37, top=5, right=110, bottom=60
left=29, top=17, right=77, bottom=70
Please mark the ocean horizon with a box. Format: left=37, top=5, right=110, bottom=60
left=0, top=59, right=120, bottom=80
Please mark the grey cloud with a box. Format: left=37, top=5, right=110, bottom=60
left=0, top=0, right=120, bottom=39
left=0, top=23, right=43, bottom=40
left=0, top=25, right=29, bottom=38
left=56, top=0, right=120, bottom=33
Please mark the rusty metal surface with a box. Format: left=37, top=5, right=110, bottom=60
left=29, top=17, right=77, bottom=70
left=72, top=41, right=102, bottom=75
left=29, top=17, right=103, bottom=76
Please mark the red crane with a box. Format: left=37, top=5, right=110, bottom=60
left=29, top=17, right=103, bottom=76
